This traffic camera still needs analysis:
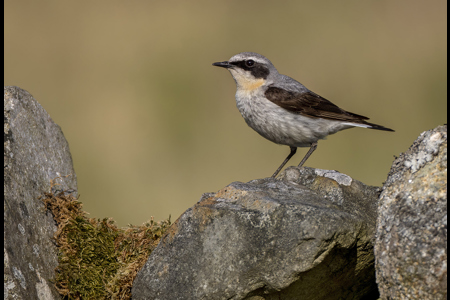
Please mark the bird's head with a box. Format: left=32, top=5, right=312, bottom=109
left=213, top=52, right=278, bottom=92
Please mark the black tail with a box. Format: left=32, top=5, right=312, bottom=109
left=365, top=122, right=395, bottom=132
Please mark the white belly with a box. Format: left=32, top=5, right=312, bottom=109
left=235, top=90, right=353, bottom=148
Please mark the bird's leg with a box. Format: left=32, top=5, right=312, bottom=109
left=271, top=147, right=297, bottom=178
left=297, top=142, right=318, bottom=168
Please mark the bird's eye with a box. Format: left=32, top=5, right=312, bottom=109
left=245, top=60, right=255, bottom=67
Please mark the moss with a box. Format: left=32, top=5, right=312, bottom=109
left=41, top=188, right=171, bottom=299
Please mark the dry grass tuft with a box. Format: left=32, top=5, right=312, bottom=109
left=41, top=182, right=171, bottom=299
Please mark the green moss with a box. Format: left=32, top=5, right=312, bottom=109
left=41, top=190, right=171, bottom=299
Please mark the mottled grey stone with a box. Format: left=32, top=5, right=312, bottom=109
left=375, top=125, right=447, bottom=300
left=133, top=167, right=381, bottom=300
left=4, top=86, right=77, bottom=300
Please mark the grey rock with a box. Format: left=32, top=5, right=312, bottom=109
left=4, top=86, right=77, bottom=300
left=375, top=125, right=447, bottom=300
left=133, top=167, right=381, bottom=300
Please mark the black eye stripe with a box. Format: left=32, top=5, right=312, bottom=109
left=229, top=61, right=247, bottom=69
left=229, top=60, right=269, bottom=79
left=230, top=60, right=258, bottom=71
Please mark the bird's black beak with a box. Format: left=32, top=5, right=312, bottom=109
left=212, top=61, right=232, bottom=68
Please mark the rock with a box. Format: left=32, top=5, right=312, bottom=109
left=375, top=125, right=447, bottom=299
left=132, top=167, right=381, bottom=300
left=4, top=86, right=78, bottom=300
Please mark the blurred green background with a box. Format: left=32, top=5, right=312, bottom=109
left=5, top=1, right=446, bottom=227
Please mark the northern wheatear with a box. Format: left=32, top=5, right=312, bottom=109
left=212, top=52, right=394, bottom=178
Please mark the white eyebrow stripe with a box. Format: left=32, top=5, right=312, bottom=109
left=229, top=56, right=267, bottom=64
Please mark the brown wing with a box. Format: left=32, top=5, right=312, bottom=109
left=264, top=86, right=370, bottom=122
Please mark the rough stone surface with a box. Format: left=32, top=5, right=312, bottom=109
left=133, top=167, right=381, bottom=300
left=375, top=125, right=447, bottom=300
left=4, top=86, right=77, bottom=300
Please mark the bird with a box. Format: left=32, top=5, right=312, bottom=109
left=212, top=52, right=394, bottom=178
